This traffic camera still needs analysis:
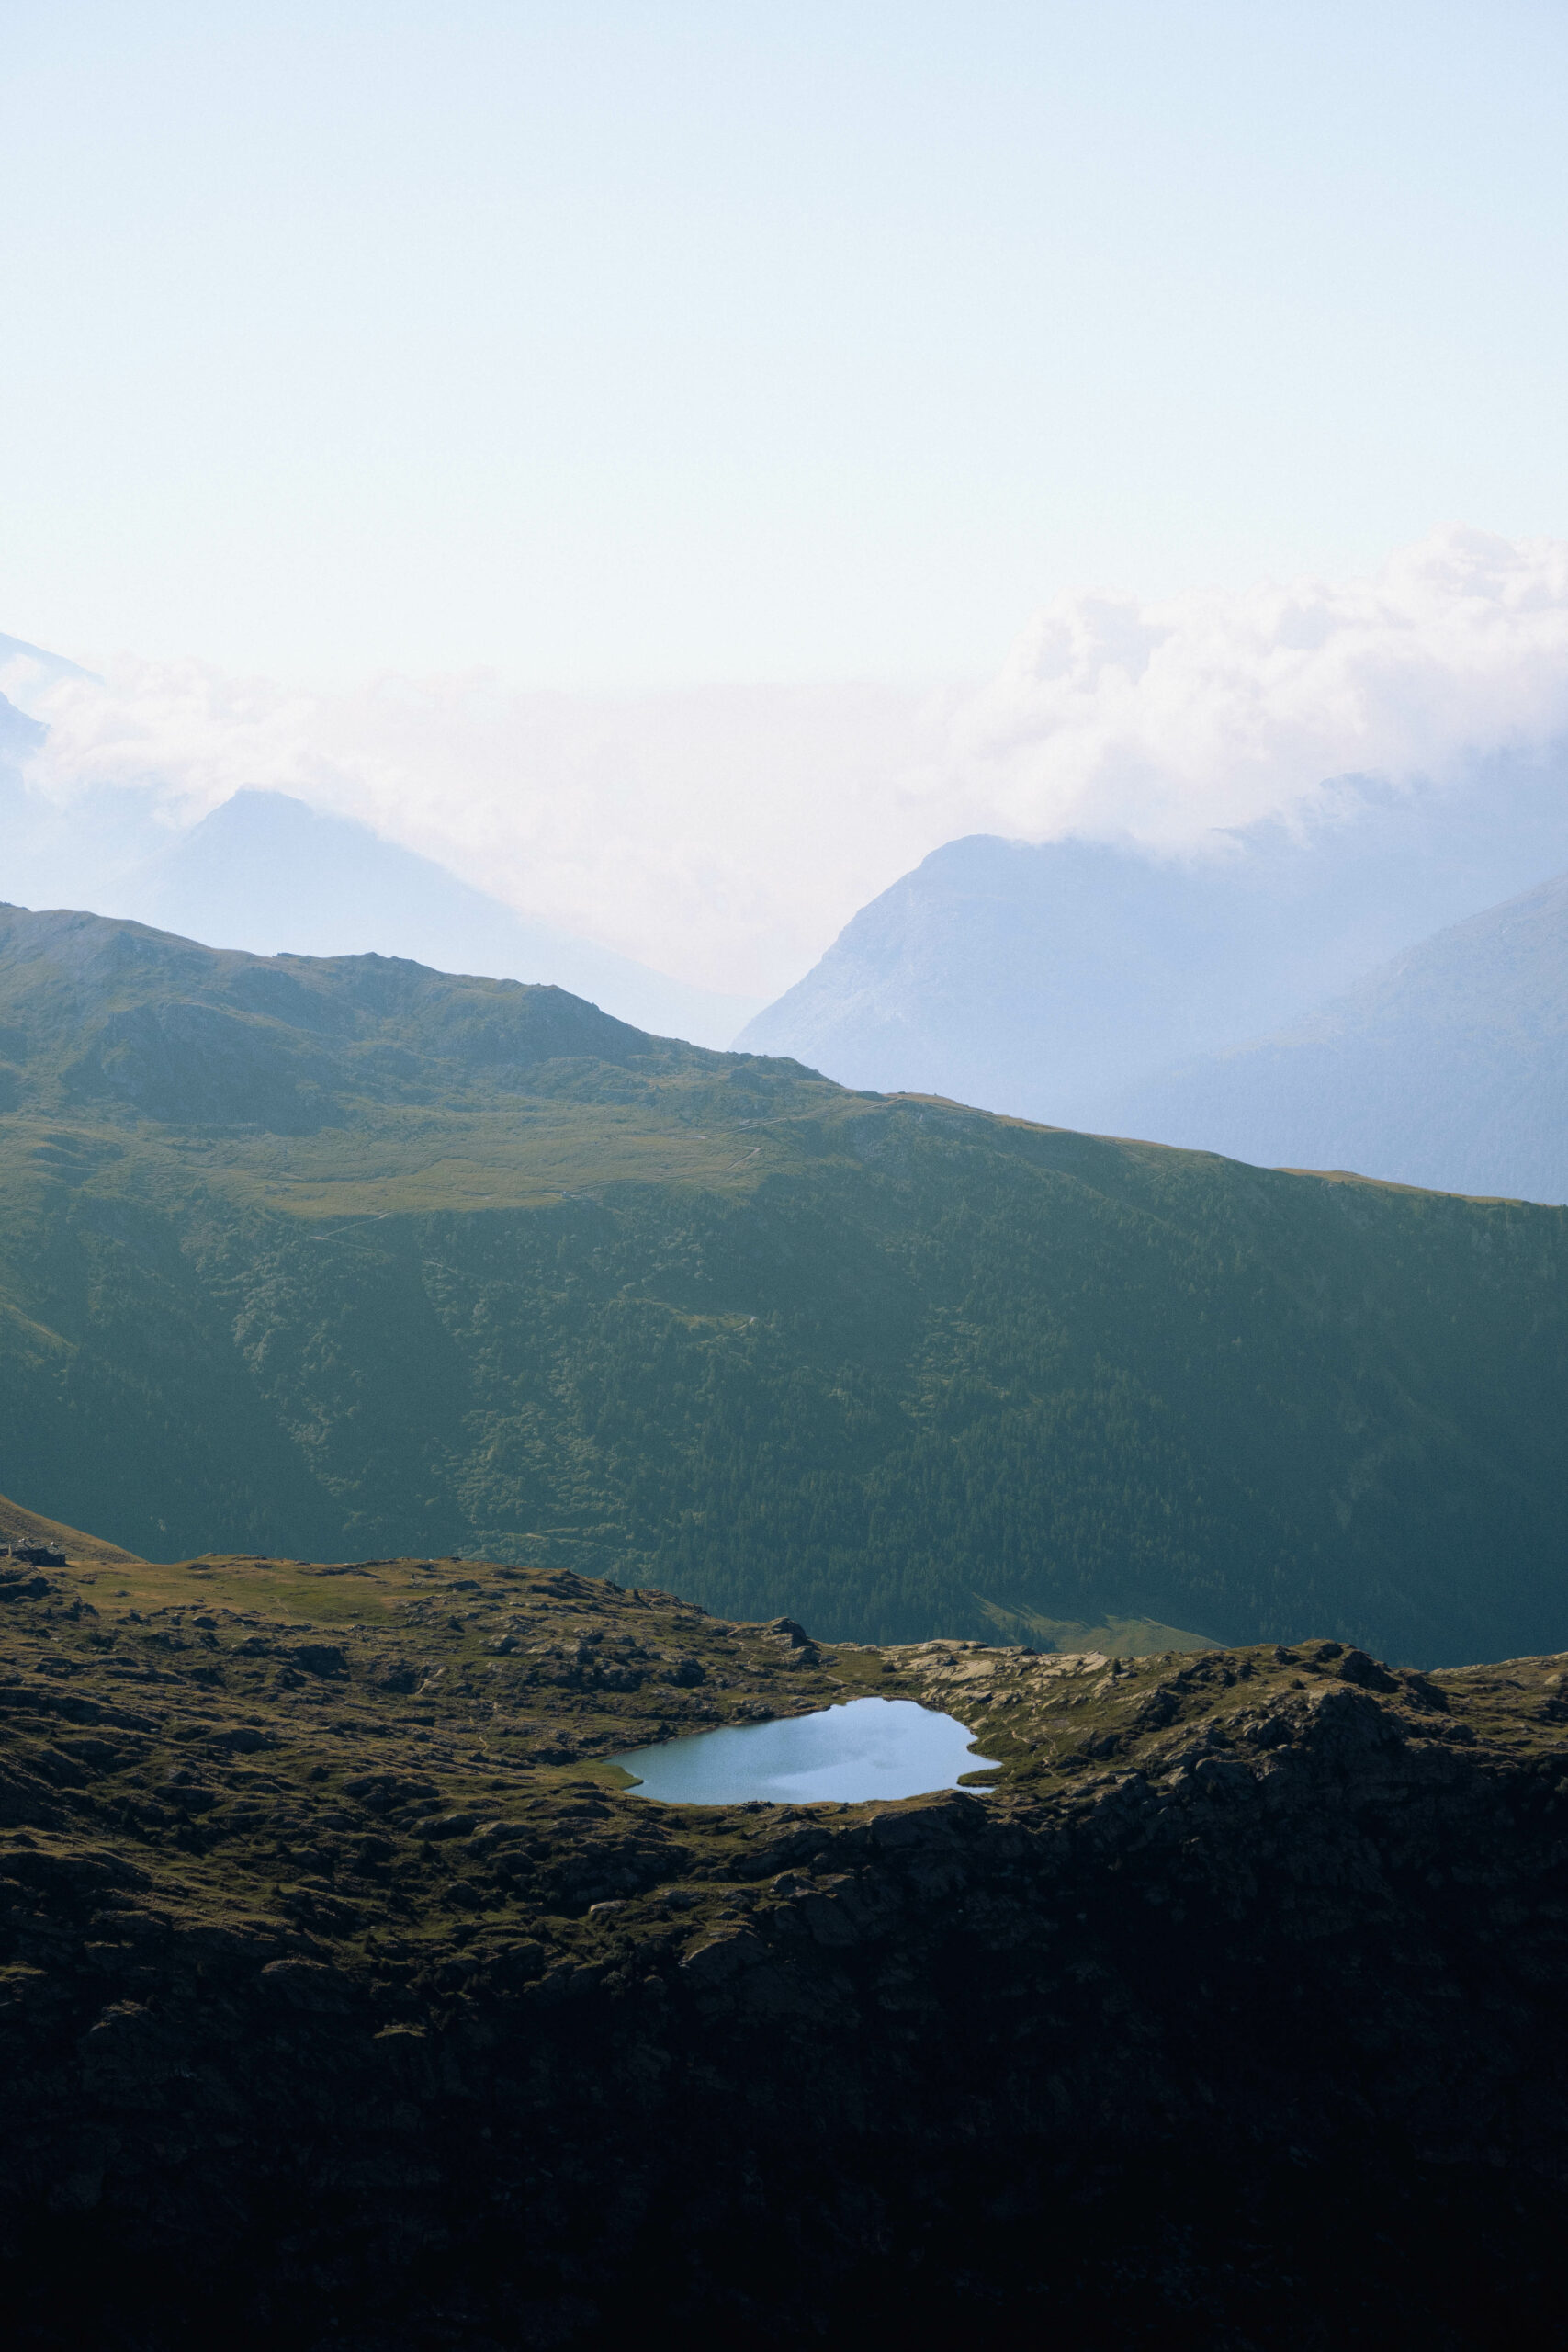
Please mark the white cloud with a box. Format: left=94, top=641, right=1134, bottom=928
left=955, top=525, right=1568, bottom=846
left=7, top=526, right=1568, bottom=997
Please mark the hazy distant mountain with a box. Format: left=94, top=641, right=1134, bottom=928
left=0, top=630, right=99, bottom=686
left=0, top=675, right=163, bottom=914
left=118, top=789, right=761, bottom=1046
left=738, top=753, right=1568, bottom=1124
left=1107, top=870, right=1568, bottom=1204
left=0, top=693, right=46, bottom=763
left=0, top=780, right=760, bottom=1047
left=0, top=628, right=760, bottom=1045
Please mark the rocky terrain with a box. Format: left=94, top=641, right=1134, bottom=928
left=5, top=1539, right=1568, bottom=2346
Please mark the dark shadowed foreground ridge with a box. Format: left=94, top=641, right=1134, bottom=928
left=4, top=1542, right=1568, bottom=2347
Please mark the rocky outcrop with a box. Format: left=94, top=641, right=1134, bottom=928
left=4, top=1553, right=1568, bottom=2346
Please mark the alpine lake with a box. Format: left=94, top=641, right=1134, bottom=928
left=607, top=1694, right=1002, bottom=1805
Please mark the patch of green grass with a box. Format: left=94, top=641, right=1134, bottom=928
left=974, top=1598, right=1219, bottom=1657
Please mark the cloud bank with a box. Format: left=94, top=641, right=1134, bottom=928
left=6, top=526, right=1568, bottom=998
left=956, top=525, right=1568, bottom=848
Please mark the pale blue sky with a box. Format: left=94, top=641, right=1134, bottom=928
left=5, top=1, right=1568, bottom=687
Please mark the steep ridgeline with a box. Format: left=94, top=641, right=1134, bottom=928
left=2, top=903, right=1568, bottom=1663
left=5, top=1549, right=1568, bottom=2347
left=0, top=787, right=757, bottom=1050
left=107, top=788, right=761, bottom=1048
left=738, top=830, right=1423, bottom=1114
left=1110, top=868, right=1568, bottom=1205
left=738, top=759, right=1568, bottom=1174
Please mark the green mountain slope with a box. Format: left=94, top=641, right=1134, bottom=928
left=2, top=902, right=1566, bottom=1663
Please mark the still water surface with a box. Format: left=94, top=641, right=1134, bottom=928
left=611, top=1696, right=1001, bottom=1805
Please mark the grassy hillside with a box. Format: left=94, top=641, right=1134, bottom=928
left=0, top=1487, right=142, bottom=1568
left=2, top=903, right=1567, bottom=1663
